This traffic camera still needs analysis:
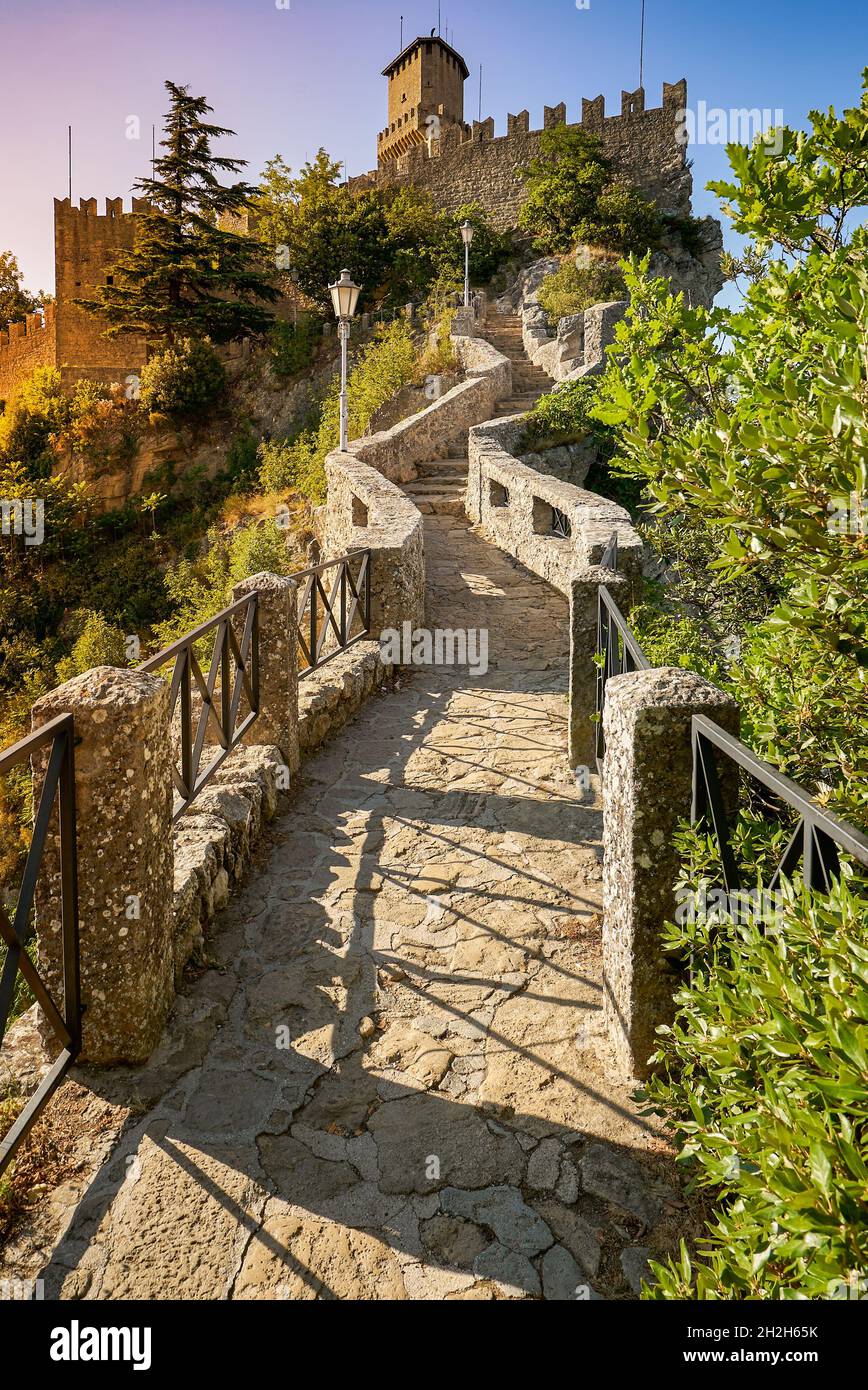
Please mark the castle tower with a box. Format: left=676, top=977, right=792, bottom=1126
left=377, top=35, right=469, bottom=166
left=53, top=197, right=146, bottom=389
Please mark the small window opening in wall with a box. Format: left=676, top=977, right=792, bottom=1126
left=532, top=496, right=572, bottom=537
left=106, top=275, right=114, bottom=285
left=489, top=480, right=509, bottom=508
left=352, top=495, right=369, bottom=527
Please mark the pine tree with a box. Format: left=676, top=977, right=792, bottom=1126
left=80, top=81, right=278, bottom=345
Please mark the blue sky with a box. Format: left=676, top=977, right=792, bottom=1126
left=1, top=0, right=866, bottom=293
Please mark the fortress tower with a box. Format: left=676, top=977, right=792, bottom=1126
left=377, top=34, right=470, bottom=166
left=0, top=198, right=146, bottom=406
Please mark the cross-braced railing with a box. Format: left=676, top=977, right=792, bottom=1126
left=595, top=586, right=649, bottom=774
left=0, top=714, right=81, bottom=1178
left=691, top=714, right=868, bottom=895
left=141, top=593, right=260, bottom=819
left=296, top=549, right=372, bottom=678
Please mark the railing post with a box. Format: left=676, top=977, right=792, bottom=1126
left=569, top=568, right=630, bottom=770
left=31, top=667, right=175, bottom=1064
left=601, top=667, right=740, bottom=1078
left=231, top=572, right=300, bottom=775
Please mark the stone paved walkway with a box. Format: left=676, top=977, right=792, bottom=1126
left=25, top=514, right=681, bottom=1300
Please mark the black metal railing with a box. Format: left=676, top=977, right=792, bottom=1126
left=141, top=593, right=260, bottom=819
left=551, top=506, right=572, bottom=538
left=691, top=714, right=868, bottom=895
left=0, top=714, right=81, bottom=1179
left=296, top=550, right=372, bottom=678
left=595, top=585, right=650, bottom=774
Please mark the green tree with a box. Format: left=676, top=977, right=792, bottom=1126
left=0, top=250, right=39, bottom=329
left=80, top=81, right=278, bottom=345
left=592, top=73, right=868, bottom=816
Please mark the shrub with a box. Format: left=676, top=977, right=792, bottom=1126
left=140, top=337, right=226, bottom=417
left=55, top=610, right=128, bottom=683
left=221, top=422, right=260, bottom=490
left=519, top=377, right=612, bottom=451
left=642, top=828, right=868, bottom=1300
left=57, top=381, right=142, bottom=476
left=260, top=319, right=422, bottom=504
left=537, top=258, right=626, bottom=323
left=0, top=367, right=71, bottom=478
left=269, top=314, right=321, bottom=379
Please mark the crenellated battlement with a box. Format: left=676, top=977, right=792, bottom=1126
left=358, top=81, right=692, bottom=233
left=53, top=195, right=150, bottom=221
left=0, top=300, right=56, bottom=354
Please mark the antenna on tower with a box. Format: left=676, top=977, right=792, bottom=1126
left=478, top=65, right=483, bottom=122
left=400, top=14, right=403, bottom=48
left=639, top=0, right=646, bottom=89
left=67, top=125, right=72, bottom=202
left=437, top=2, right=441, bottom=36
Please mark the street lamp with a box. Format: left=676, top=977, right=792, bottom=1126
left=460, top=220, right=474, bottom=309
left=329, top=269, right=361, bottom=452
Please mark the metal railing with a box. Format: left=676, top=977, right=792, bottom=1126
left=595, top=585, right=649, bottom=774
left=296, top=550, right=372, bottom=678
left=0, top=714, right=81, bottom=1179
left=691, top=714, right=868, bottom=894
left=141, top=593, right=260, bottom=819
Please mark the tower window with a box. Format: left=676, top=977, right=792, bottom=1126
left=106, top=275, right=114, bottom=285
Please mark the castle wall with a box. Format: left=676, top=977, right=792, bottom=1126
left=355, top=82, right=691, bottom=232
left=54, top=197, right=146, bottom=386
left=0, top=304, right=57, bottom=406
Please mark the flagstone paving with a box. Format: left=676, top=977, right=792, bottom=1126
left=7, top=512, right=685, bottom=1300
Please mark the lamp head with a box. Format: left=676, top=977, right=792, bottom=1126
left=329, top=269, right=361, bottom=320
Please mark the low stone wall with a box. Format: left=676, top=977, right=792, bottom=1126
left=466, top=414, right=643, bottom=594
left=325, top=331, right=512, bottom=634
left=298, top=642, right=395, bottom=757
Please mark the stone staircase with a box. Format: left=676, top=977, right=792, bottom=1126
left=402, top=313, right=554, bottom=515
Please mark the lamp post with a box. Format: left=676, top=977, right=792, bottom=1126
left=328, top=269, right=361, bottom=452
left=460, top=220, right=474, bottom=309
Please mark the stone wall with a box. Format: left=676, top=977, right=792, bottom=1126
left=466, top=413, right=642, bottom=595
left=325, top=330, right=512, bottom=633
left=0, top=305, right=57, bottom=406
left=351, top=82, right=691, bottom=232
left=54, top=197, right=146, bottom=387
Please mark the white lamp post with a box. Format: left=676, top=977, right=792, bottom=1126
left=460, top=220, right=474, bottom=309
left=328, top=268, right=361, bottom=452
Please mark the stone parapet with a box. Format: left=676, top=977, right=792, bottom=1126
left=601, top=668, right=740, bottom=1078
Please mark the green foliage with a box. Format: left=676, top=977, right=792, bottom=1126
left=154, top=520, right=295, bottom=646
left=260, top=319, right=421, bottom=503
left=642, top=827, right=868, bottom=1300
left=519, top=377, right=612, bottom=452
left=269, top=314, right=321, bottom=378
left=518, top=125, right=661, bottom=256
left=592, top=73, right=868, bottom=822
left=0, top=367, right=71, bottom=478
left=79, top=80, right=278, bottom=345
left=537, top=258, right=626, bottom=322
left=220, top=422, right=260, bottom=490
left=0, top=249, right=40, bottom=328
left=55, top=610, right=128, bottom=683
left=628, top=601, right=727, bottom=685
left=140, top=337, right=226, bottom=418
left=254, top=154, right=510, bottom=313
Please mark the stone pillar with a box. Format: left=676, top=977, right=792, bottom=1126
left=31, top=667, right=174, bottom=1064
left=451, top=306, right=476, bottom=337
left=231, top=572, right=300, bottom=775
left=568, top=567, right=630, bottom=771
left=601, top=667, right=740, bottom=1078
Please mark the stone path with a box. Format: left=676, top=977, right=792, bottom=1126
left=21, top=512, right=682, bottom=1301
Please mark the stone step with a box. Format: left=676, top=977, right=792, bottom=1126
left=415, top=460, right=469, bottom=480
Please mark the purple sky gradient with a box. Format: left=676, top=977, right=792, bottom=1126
left=1, top=0, right=866, bottom=294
